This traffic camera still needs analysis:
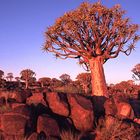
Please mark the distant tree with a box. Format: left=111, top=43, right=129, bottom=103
left=20, top=69, right=36, bottom=89
left=38, top=77, right=51, bottom=88
left=59, top=74, right=72, bottom=85
left=15, top=77, right=20, bottom=82
left=132, top=63, right=140, bottom=80
left=76, top=73, right=91, bottom=94
left=51, top=78, right=63, bottom=88
left=110, top=81, right=136, bottom=97
left=0, top=70, right=5, bottom=89
left=6, top=73, right=13, bottom=81
left=15, top=76, right=21, bottom=88
left=0, top=70, right=4, bottom=80
left=44, top=2, right=139, bottom=97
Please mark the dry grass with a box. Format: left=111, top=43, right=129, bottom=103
left=95, top=117, right=136, bottom=140
left=60, top=130, right=81, bottom=140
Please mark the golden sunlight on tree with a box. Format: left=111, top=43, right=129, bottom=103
left=44, top=2, right=139, bottom=97
left=20, top=69, right=36, bottom=89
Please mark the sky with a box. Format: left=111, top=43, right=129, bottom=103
left=0, top=0, right=140, bottom=84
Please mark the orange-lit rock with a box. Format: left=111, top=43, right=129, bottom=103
left=37, top=114, right=60, bottom=137
left=134, top=118, right=140, bottom=124
left=11, top=103, right=31, bottom=117
left=117, top=102, right=134, bottom=120
left=68, top=94, right=94, bottom=131
left=26, top=93, right=46, bottom=106
left=46, top=92, right=69, bottom=117
left=104, top=98, right=117, bottom=116
left=0, top=113, right=28, bottom=136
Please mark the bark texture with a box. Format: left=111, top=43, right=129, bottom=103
left=89, top=57, right=108, bottom=97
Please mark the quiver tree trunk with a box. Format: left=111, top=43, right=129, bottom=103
left=89, top=56, right=108, bottom=97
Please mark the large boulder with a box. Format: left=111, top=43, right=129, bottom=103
left=26, top=93, right=46, bottom=106
left=11, top=103, right=31, bottom=117
left=46, top=92, right=69, bottom=117
left=68, top=94, right=94, bottom=131
left=37, top=114, right=60, bottom=137
left=104, top=98, right=117, bottom=116
left=116, top=102, right=134, bottom=120
left=0, top=112, right=28, bottom=136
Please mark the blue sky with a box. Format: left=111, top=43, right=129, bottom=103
left=0, top=0, right=140, bottom=84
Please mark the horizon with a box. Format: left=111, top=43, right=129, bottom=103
left=0, top=0, right=140, bottom=84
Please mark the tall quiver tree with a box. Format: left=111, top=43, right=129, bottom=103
left=44, top=2, right=139, bottom=97
left=20, top=69, right=36, bottom=89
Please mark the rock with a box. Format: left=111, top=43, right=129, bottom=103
left=134, top=118, right=140, bottom=124
left=27, top=132, right=38, bottom=140
left=37, top=114, right=60, bottom=137
left=26, top=93, right=46, bottom=106
left=104, top=98, right=117, bottom=116
left=117, top=102, right=134, bottom=120
left=68, top=94, right=94, bottom=131
left=11, top=103, right=31, bottom=117
left=0, top=113, right=28, bottom=136
left=46, top=92, right=69, bottom=117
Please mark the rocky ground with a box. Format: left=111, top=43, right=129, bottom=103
left=0, top=89, right=140, bottom=140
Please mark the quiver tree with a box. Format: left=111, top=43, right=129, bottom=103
left=44, top=2, right=139, bottom=96
left=38, top=77, right=51, bottom=88
left=76, top=73, right=91, bottom=94
left=132, top=63, right=140, bottom=80
left=59, top=74, right=72, bottom=85
left=20, top=69, right=36, bottom=89
left=6, top=73, right=13, bottom=81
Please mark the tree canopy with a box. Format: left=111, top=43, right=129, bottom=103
left=44, top=2, right=139, bottom=70
left=44, top=2, right=139, bottom=96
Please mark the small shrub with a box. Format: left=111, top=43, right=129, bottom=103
left=95, top=118, right=136, bottom=140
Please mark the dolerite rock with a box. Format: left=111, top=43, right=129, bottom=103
left=11, top=103, right=31, bottom=117
left=104, top=98, right=117, bottom=116
left=26, top=93, right=46, bottom=106
left=116, top=102, right=134, bottom=120
left=68, top=94, right=94, bottom=131
left=0, top=112, right=28, bottom=136
left=46, top=92, right=69, bottom=117
left=37, top=114, right=60, bottom=137
left=27, top=132, right=38, bottom=140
